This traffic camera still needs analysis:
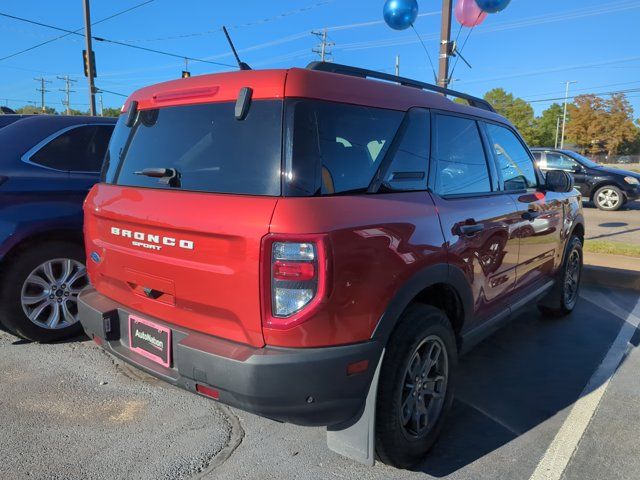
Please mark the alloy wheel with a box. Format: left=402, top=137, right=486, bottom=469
left=399, top=335, right=448, bottom=439
left=20, top=258, right=88, bottom=330
left=563, top=249, right=581, bottom=308
left=596, top=188, right=620, bottom=209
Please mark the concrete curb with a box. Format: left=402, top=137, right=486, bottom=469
left=582, top=265, right=640, bottom=292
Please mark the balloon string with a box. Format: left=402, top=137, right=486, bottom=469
left=450, top=11, right=482, bottom=80
left=410, top=24, right=438, bottom=84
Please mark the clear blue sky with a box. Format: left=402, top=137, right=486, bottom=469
left=1, top=0, right=639, bottom=118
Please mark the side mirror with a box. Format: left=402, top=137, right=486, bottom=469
left=545, top=170, right=574, bottom=193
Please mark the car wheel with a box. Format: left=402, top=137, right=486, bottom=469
left=0, top=241, right=88, bottom=342
left=375, top=304, right=457, bottom=469
left=594, top=185, right=624, bottom=211
left=538, top=235, right=583, bottom=317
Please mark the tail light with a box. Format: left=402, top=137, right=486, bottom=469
left=262, top=235, right=329, bottom=330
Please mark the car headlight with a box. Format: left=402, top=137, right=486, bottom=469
left=624, top=176, right=640, bottom=185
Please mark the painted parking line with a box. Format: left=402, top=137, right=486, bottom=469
left=529, top=290, right=640, bottom=480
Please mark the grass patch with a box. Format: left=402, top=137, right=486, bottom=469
left=584, top=240, right=640, bottom=257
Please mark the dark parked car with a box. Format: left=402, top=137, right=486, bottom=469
left=0, top=115, right=115, bottom=342
left=0, top=114, right=33, bottom=129
left=532, top=148, right=640, bottom=210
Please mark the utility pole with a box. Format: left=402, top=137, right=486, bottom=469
left=395, top=55, right=400, bottom=76
left=554, top=116, right=562, bottom=149
left=560, top=81, right=577, bottom=149
left=437, top=0, right=453, bottom=88
left=58, top=75, right=77, bottom=115
left=83, top=0, right=97, bottom=116
left=312, top=29, right=334, bottom=62
left=34, top=77, right=52, bottom=112
left=98, top=94, right=104, bottom=116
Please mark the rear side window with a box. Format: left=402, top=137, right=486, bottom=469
left=485, top=123, right=537, bottom=191
left=30, top=125, right=114, bottom=172
left=383, top=108, right=430, bottom=191
left=107, top=101, right=282, bottom=196
left=285, top=100, right=403, bottom=196
left=433, top=115, right=491, bottom=196
left=545, top=152, right=578, bottom=171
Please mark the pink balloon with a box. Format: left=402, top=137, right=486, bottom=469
left=454, top=0, right=488, bottom=27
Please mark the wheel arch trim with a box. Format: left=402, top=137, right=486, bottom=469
left=371, top=263, right=473, bottom=345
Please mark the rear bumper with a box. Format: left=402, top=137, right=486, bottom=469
left=78, top=288, right=382, bottom=427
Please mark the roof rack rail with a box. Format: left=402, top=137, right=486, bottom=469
left=306, top=61, right=495, bottom=113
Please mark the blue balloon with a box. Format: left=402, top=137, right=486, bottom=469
left=383, top=0, right=419, bottom=30
left=475, top=0, right=511, bottom=14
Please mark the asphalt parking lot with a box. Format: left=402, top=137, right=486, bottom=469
left=583, top=200, right=640, bottom=245
left=1, top=285, right=639, bottom=480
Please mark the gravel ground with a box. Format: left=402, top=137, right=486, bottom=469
left=0, top=333, right=232, bottom=480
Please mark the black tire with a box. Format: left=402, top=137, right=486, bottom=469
left=538, top=235, right=583, bottom=317
left=375, top=304, right=457, bottom=469
left=593, top=185, right=624, bottom=211
left=0, top=241, right=87, bottom=342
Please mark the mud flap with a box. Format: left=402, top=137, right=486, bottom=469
left=326, top=349, right=385, bottom=466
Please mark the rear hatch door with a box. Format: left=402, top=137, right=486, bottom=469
left=85, top=96, right=284, bottom=347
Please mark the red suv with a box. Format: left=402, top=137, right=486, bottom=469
left=78, top=63, right=584, bottom=468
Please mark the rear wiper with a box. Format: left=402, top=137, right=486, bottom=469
left=134, top=168, right=181, bottom=188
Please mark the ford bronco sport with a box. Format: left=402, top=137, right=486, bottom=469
left=78, top=63, right=584, bottom=468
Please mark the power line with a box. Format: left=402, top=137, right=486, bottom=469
left=0, top=12, right=236, bottom=68
left=524, top=80, right=640, bottom=100
left=528, top=87, right=640, bottom=104
left=0, top=0, right=155, bottom=63
left=95, top=87, right=128, bottom=97
left=455, top=56, right=640, bottom=86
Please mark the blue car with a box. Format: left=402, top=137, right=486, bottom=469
left=0, top=115, right=115, bottom=341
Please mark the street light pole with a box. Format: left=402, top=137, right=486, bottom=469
left=437, top=0, right=453, bottom=88
left=560, top=81, right=577, bottom=149
left=83, top=0, right=97, bottom=116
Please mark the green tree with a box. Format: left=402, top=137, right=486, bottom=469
left=101, top=107, right=121, bottom=118
left=484, top=88, right=535, bottom=144
left=15, top=105, right=57, bottom=115
left=67, top=108, right=89, bottom=116
left=530, top=103, right=564, bottom=148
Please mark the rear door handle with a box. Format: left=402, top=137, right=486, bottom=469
left=459, top=223, right=485, bottom=236
left=522, top=211, right=541, bottom=221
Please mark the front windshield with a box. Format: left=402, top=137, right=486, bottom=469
left=564, top=151, right=600, bottom=168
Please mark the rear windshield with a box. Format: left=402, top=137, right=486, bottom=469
left=284, top=100, right=404, bottom=196
left=103, top=101, right=282, bottom=196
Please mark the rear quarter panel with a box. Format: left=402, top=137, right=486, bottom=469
left=0, top=172, right=87, bottom=261
left=267, top=192, right=447, bottom=347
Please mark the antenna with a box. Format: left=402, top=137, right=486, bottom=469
left=222, top=26, right=251, bottom=71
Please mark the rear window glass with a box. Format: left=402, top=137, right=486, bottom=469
left=32, top=125, right=113, bottom=172
left=105, top=101, right=282, bottom=196
left=284, top=100, right=403, bottom=196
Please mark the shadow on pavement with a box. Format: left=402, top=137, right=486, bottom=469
left=588, top=226, right=640, bottom=241
left=417, top=287, right=639, bottom=477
